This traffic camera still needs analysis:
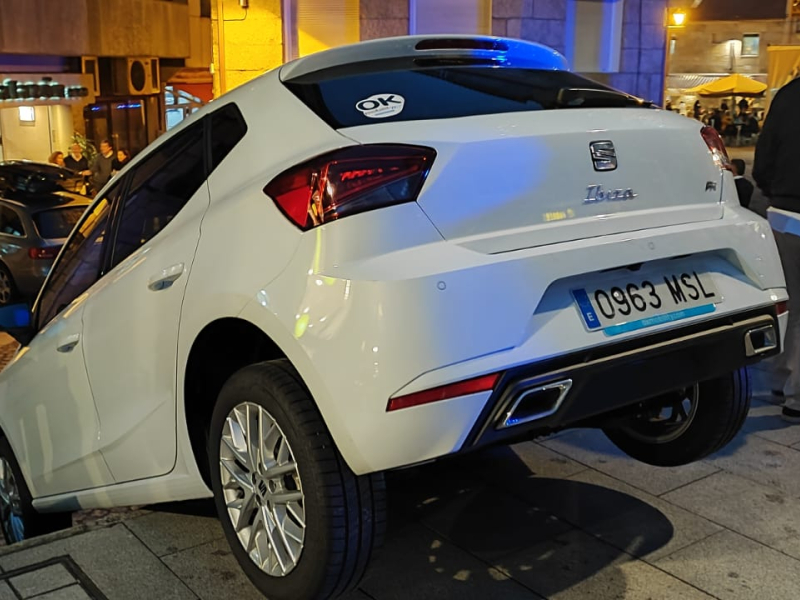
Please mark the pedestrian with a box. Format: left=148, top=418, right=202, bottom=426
left=693, top=100, right=702, bottom=120
left=64, top=143, right=91, bottom=176
left=738, top=97, right=749, bottom=114
left=90, top=139, right=115, bottom=194
left=48, top=151, right=65, bottom=168
left=112, top=148, right=131, bottom=173
left=753, top=75, right=800, bottom=423
left=731, top=159, right=754, bottom=209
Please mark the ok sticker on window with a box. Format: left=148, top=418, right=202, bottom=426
left=355, top=94, right=405, bottom=119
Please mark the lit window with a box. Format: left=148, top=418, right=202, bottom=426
left=742, top=34, right=760, bottom=57
left=18, top=107, right=35, bottom=123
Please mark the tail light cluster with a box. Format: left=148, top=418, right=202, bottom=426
left=700, top=126, right=733, bottom=172
left=28, top=246, right=61, bottom=260
left=264, top=144, right=436, bottom=230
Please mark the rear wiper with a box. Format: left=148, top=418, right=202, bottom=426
left=557, top=88, right=653, bottom=109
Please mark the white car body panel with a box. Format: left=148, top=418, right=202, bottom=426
left=80, top=183, right=210, bottom=483
left=0, top=302, right=115, bottom=497
left=0, top=35, right=780, bottom=516
left=341, top=109, right=725, bottom=253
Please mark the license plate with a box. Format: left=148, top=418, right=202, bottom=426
left=571, top=270, right=720, bottom=336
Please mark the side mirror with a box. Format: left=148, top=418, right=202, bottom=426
left=0, top=304, right=34, bottom=346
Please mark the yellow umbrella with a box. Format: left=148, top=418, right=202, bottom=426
left=686, top=73, right=767, bottom=97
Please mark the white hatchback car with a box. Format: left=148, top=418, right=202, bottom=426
left=0, top=36, right=786, bottom=599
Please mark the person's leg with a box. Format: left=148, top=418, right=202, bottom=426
left=771, top=230, right=800, bottom=422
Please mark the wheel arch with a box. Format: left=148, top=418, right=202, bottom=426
left=183, top=317, right=290, bottom=487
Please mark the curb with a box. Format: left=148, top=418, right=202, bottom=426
left=0, top=523, right=98, bottom=557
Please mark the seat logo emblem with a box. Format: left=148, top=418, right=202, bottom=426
left=590, top=141, right=618, bottom=171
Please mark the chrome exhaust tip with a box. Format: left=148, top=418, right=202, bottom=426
left=744, top=324, right=778, bottom=358
left=497, top=379, right=572, bottom=430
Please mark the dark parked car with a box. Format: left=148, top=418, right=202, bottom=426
left=0, top=161, right=90, bottom=305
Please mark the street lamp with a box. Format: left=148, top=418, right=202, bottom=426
left=669, top=9, right=687, bottom=28
left=664, top=9, right=689, bottom=108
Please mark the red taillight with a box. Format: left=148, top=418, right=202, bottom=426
left=777, top=300, right=788, bottom=316
left=700, top=126, right=733, bottom=171
left=387, top=373, right=501, bottom=412
left=264, top=144, right=436, bottom=230
left=28, top=246, right=60, bottom=260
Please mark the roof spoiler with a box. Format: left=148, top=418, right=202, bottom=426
left=280, top=35, right=569, bottom=81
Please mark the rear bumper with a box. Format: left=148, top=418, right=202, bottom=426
left=248, top=204, right=786, bottom=475
left=465, top=306, right=780, bottom=450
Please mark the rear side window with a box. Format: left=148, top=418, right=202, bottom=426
left=33, top=207, right=86, bottom=239
left=210, top=103, right=247, bottom=170
left=109, top=120, right=206, bottom=268
left=284, top=63, right=616, bottom=128
left=0, top=206, right=24, bottom=237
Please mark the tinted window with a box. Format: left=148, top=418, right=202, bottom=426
left=109, top=120, right=206, bottom=269
left=284, top=63, right=618, bottom=128
left=0, top=207, right=24, bottom=237
left=210, top=103, right=247, bottom=170
left=37, top=189, right=118, bottom=327
left=33, top=207, right=86, bottom=239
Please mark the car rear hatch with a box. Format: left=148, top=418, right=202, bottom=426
left=282, top=37, right=725, bottom=254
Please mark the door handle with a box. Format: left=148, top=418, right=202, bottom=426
left=148, top=263, right=185, bottom=291
left=57, top=333, right=81, bottom=353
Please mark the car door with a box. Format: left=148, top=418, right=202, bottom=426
left=80, top=117, right=212, bottom=483
left=0, top=188, right=121, bottom=497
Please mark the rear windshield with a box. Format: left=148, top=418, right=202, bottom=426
left=284, top=62, right=642, bottom=129
left=33, top=206, right=86, bottom=239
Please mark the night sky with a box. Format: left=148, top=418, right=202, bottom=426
left=692, top=0, right=788, bottom=21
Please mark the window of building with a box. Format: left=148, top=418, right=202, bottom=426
left=164, top=86, right=204, bottom=131
left=109, top=120, right=206, bottom=269
left=670, top=37, right=677, bottom=56
left=18, top=107, right=35, bottom=124
left=566, top=0, right=624, bottom=73
left=200, top=0, right=211, bottom=17
left=288, top=0, right=359, bottom=59
left=409, top=0, right=491, bottom=35
left=742, top=34, right=760, bottom=57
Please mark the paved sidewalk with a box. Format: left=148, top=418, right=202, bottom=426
left=1, top=362, right=799, bottom=599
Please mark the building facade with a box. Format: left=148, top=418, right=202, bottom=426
left=214, top=0, right=669, bottom=106
left=2, top=0, right=671, bottom=164
left=0, top=0, right=211, bottom=163
left=666, top=0, right=798, bottom=103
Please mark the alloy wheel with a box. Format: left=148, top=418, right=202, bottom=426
left=0, top=457, right=24, bottom=543
left=219, top=402, right=305, bottom=577
left=620, top=385, right=700, bottom=444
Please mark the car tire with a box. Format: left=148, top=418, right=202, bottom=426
left=208, top=359, right=386, bottom=600
left=0, top=437, right=72, bottom=544
left=603, top=368, right=750, bottom=467
left=0, top=264, right=16, bottom=307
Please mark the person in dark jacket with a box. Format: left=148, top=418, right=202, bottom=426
left=753, top=76, right=800, bottom=423
left=90, top=139, right=115, bottom=194
left=731, top=159, right=754, bottom=209
left=63, top=143, right=90, bottom=176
